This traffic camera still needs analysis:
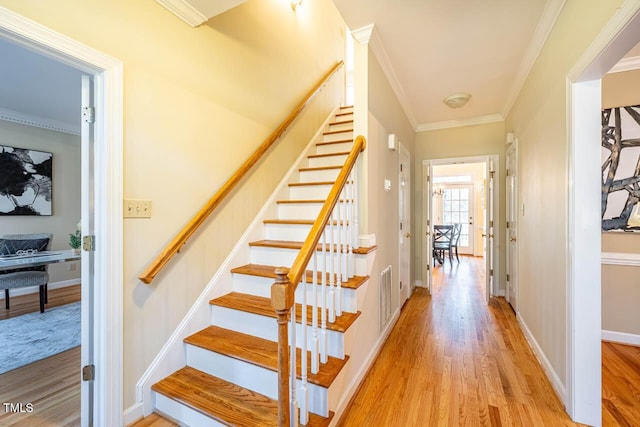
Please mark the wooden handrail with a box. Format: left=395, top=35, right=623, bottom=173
left=270, top=135, right=365, bottom=427
left=139, top=61, right=345, bottom=284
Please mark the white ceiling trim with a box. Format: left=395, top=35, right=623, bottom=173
left=608, top=56, right=640, bottom=73
left=155, top=0, right=208, bottom=27
left=416, top=114, right=504, bottom=132
left=352, top=24, right=418, bottom=130
left=0, top=107, right=79, bottom=135
left=500, top=0, right=567, bottom=119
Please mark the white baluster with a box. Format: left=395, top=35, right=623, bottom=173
left=348, top=170, right=355, bottom=279
left=311, top=249, right=319, bottom=374
left=329, top=210, right=336, bottom=323
left=290, top=306, right=298, bottom=427
left=300, top=266, right=308, bottom=425
left=352, top=161, right=360, bottom=251
left=321, top=232, right=328, bottom=364
left=337, top=191, right=344, bottom=317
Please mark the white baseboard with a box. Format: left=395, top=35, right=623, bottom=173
left=331, top=306, right=401, bottom=425
left=516, top=313, right=567, bottom=406
left=602, top=329, right=640, bottom=346
left=123, top=402, right=144, bottom=426
left=0, top=278, right=79, bottom=300
left=414, top=280, right=423, bottom=288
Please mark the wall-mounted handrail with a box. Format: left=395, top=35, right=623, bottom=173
left=139, top=61, right=344, bottom=284
left=270, top=134, right=366, bottom=426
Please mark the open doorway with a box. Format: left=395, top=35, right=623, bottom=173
left=0, top=9, right=124, bottom=425
left=422, top=155, right=499, bottom=302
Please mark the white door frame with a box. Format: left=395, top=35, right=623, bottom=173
left=0, top=7, right=124, bottom=426
left=422, top=155, right=500, bottom=298
left=505, top=141, right=518, bottom=312
left=398, top=143, right=411, bottom=304
left=565, top=1, right=640, bottom=424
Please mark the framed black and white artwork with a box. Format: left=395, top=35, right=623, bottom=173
left=601, top=105, right=640, bottom=231
left=0, top=145, right=52, bottom=216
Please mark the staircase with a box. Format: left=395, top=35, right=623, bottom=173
left=150, top=106, right=374, bottom=426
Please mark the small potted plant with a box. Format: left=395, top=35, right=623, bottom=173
left=69, top=223, right=81, bottom=254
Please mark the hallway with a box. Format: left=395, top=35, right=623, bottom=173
left=338, top=256, right=579, bottom=426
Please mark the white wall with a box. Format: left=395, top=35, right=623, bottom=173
left=0, top=120, right=80, bottom=285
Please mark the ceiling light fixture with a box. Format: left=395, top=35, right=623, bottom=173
left=291, top=0, right=302, bottom=11
left=443, top=93, right=471, bottom=109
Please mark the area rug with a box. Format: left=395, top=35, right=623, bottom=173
left=0, top=302, right=81, bottom=375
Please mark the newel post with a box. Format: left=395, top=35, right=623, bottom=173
left=271, top=267, right=295, bottom=427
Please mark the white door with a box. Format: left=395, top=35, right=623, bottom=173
left=424, top=161, right=433, bottom=295
left=506, top=142, right=518, bottom=311
left=398, top=145, right=411, bottom=303
left=485, top=159, right=495, bottom=303
left=80, top=75, right=95, bottom=426
left=442, top=184, right=474, bottom=254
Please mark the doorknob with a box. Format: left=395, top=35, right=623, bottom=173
left=405, top=233, right=412, bottom=238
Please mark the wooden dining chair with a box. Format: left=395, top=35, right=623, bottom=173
left=450, top=223, right=462, bottom=262
left=432, top=225, right=454, bottom=265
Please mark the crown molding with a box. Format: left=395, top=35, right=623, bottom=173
left=416, top=114, right=504, bottom=132
left=352, top=24, right=418, bottom=129
left=352, top=24, right=374, bottom=44
left=501, top=0, right=567, bottom=118
left=155, top=0, right=208, bottom=27
left=0, top=107, right=79, bottom=135
left=608, top=55, right=640, bottom=73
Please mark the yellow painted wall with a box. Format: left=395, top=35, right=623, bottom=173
left=0, top=0, right=346, bottom=407
left=601, top=68, right=640, bottom=335
left=505, top=0, right=626, bottom=386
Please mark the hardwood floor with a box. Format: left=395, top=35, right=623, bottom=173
left=602, top=340, right=640, bottom=426
left=0, top=285, right=81, bottom=426
left=339, top=256, right=580, bottom=426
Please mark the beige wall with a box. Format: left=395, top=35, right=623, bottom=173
left=505, top=0, right=626, bottom=386
left=601, top=68, right=640, bottom=335
left=414, top=121, right=506, bottom=287
left=0, top=121, right=81, bottom=284
left=0, top=0, right=346, bottom=407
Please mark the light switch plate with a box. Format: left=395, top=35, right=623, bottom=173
left=124, top=199, right=152, bottom=218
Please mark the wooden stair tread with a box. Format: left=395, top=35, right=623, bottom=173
left=230, top=263, right=368, bottom=290
left=289, top=181, right=334, bottom=187
left=339, top=105, right=353, bottom=109
left=248, top=239, right=378, bottom=255
left=308, top=151, right=350, bottom=159
left=276, top=199, right=346, bottom=204
left=322, top=129, right=353, bottom=136
left=263, top=219, right=346, bottom=225
left=210, top=292, right=361, bottom=333
left=299, top=165, right=342, bottom=172
left=335, top=112, right=352, bottom=117
left=152, top=367, right=333, bottom=427
left=184, top=326, right=348, bottom=388
left=329, top=120, right=354, bottom=126
left=316, top=139, right=352, bottom=146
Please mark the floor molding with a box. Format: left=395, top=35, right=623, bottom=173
left=602, top=329, right=640, bottom=347
left=516, top=313, right=567, bottom=406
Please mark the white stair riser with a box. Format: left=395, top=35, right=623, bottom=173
left=315, top=142, right=353, bottom=155
left=322, top=131, right=353, bottom=143
left=232, top=274, right=358, bottom=313
left=264, top=222, right=345, bottom=242
left=278, top=202, right=350, bottom=219
left=289, top=184, right=333, bottom=199
left=185, top=346, right=330, bottom=417
left=298, top=168, right=341, bottom=182
left=308, top=154, right=348, bottom=168
left=250, top=246, right=353, bottom=271
left=327, top=122, right=354, bottom=132
left=155, top=393, right=225, bottom=427
left=211, top=306, right=345, bottom=359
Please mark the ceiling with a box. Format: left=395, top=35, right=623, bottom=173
left=1, top=0, right=640, bottom=136
left=333, top=0, right=565, bottom=130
